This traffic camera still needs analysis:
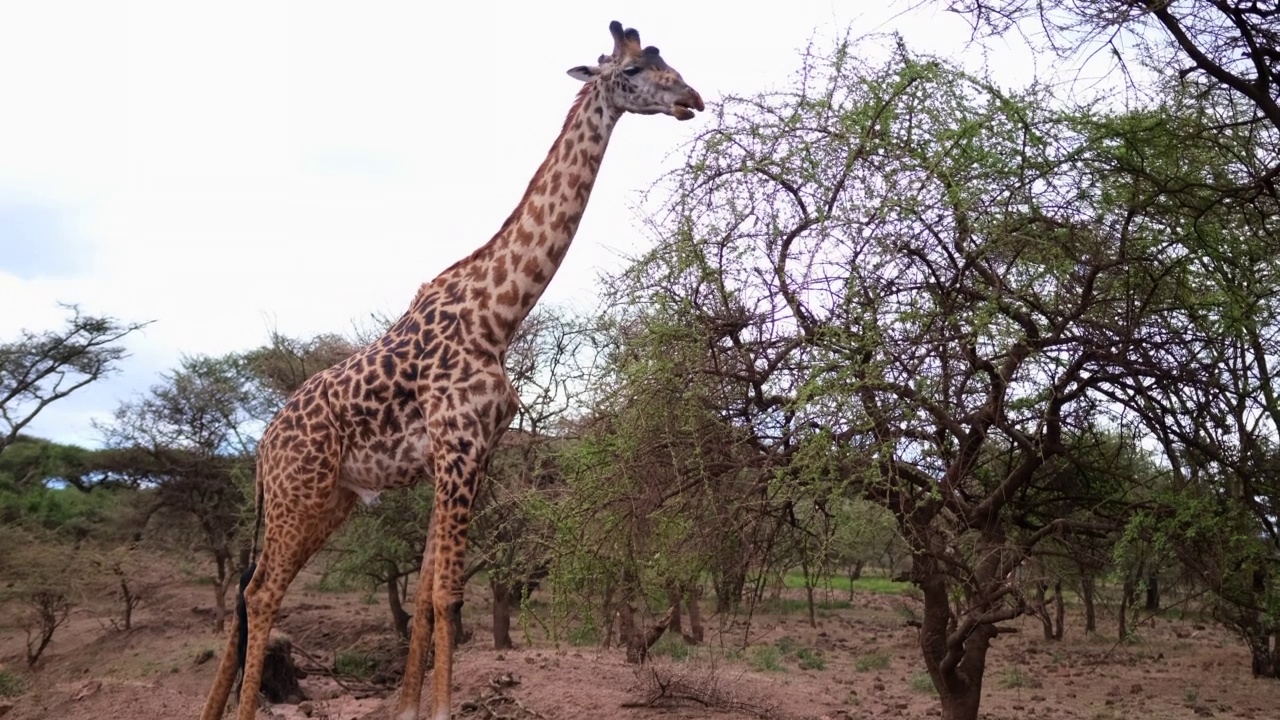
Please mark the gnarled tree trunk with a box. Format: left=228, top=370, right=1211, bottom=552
left=1080, top=575, right=1096, bottom=634
left=491, top=579, right=514, bottom=650
left=683, top=585, right=704, bottom=644
left=387, top=571, right=410, bottom=641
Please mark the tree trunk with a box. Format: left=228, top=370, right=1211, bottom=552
left=601, top=582, right=616, bottom=649
left=1118, top=575, right=1136, bottom=642
left=120, top=576, right=137, bottom=631
left=491, top=580, right=513, bottom=650
left=259, top=634, right=306, bottom=704
left=616, top=603, right=676, bottom=664
left=847, top=560, right=865, bottom=601
left=1243, top=622, right=1279, bottom=678
left=387, top=572, right=410, bottom=641
left=1274, top=633, right=1280, bottom=678
left=616, top=603, right=638, bottom=661
left=1052, top=580, right=1065, bottom=641
left=804, top=580, right=817, bottom=629
left=666, top=585, right=684, bottom=639
left=1272, top=633, right=1280, bottom=678
left=1035, top=581, right=1053, bottom=641
left=212, top=551, right=234, bottom=633
left=939, top=681, right=984, bottom=720
left=714, top=558, right=746, bottom=614
left=683, top=585, right=704, bottom=645
left=1144, top=573, right=1160, bottom=612
left=916, top=557, right=996, bottom=720
left=1081, top=575, right=1096, bottom=634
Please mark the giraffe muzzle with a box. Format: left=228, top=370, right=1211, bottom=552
left=672, top=89, right=705, bottom=121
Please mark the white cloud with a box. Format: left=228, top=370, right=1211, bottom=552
left=1, top=1, right=1125, bottom=447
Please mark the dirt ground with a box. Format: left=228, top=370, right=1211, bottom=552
left=2, top=557, right=1279, bottom=720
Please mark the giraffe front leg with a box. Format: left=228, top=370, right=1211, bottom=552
left=395, top=513, right=439, bottom=720
left=428, top=445, right=485, bottom=720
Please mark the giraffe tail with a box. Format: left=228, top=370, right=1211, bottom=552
left=234, top=477, right=265, bottom=691
left=233, top=561, right=257, bottom=689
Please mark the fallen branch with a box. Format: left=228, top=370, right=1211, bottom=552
left=458, top=673, right=545, bottom=719
left=623, top=665, right=788, bottom=720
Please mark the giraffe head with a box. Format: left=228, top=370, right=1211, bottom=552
left=566, top=20, right=704, bottom=121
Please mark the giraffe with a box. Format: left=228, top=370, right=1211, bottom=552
left=199, top=19, right=703, bottom=720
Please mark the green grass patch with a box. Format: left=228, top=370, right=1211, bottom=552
left=855, top=651, right=891, bottom=672
left=794, top=647, right=826, bottom=670
left=566, top=624, right=597, bottom=647
left=750, top=645, right=784, bottom=672
left=650, top=634, right=692, bottom=661
left=781, top=572, right=910, bottom=595
left=998, top=666, right=1036, bottom=689
left=775, top=636, right=799, bottom=655
left=850, top=577, right=911, bottom=594
left=770, top=598, right=854, bottom=614
left=304, top=571, right=357, bottom=593
left=908, top=671, right=937, bottom=695
left=335, top=650, right=379, bottom=679
left=0, top=669, right=26, bottom=698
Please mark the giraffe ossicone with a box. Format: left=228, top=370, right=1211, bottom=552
left=198, top=19, right=701, bottom=720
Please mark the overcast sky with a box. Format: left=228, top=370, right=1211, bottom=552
left=1, top=1, right=1124, bottom=448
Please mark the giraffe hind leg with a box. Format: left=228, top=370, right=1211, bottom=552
left=200, top=598, right=246, bottom=720
left=232, top=488, right=356, bottom=720
left=200, top=534, right=263, bottom=719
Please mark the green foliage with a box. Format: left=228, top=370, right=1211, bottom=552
left=0, top=481, right=125, bottom=537
left=781, top=572, right=910, bottom=595
left=0, top=525, right=90, bottom=600
left=334, top=649, right=379, bottom=679
left=794, top=647, right=826, bottom=670
left=998, top=666, right=1036, bottom=689
left=0, top=437, right=140, bottom=540
left=855, top=651, right=891, bottom=672
left=908, top=672, right=937, bottom=695
left=749, top=645, right=784, bottom=672
left=325, top=482, right=433, bottom=593
left=0, top=669, right=25, bottom=697
left=649, top=634, right=692, bottom=661
left=742, top=637, right=826, bottom=672
left=566, top=624, right=597, bottom=648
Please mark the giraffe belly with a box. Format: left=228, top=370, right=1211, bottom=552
left=337, top=428, right=433, bottom=505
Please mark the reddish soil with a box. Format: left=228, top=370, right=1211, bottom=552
left=2, top=558, right=1278, bottom=720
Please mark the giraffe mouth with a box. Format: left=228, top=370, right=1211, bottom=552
left=671, top=90, right=705, bottom=121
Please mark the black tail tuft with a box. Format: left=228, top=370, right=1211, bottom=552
left=234, top=562, right=257, bottom=689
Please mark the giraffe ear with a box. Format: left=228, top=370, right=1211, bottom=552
left=566, top=65, right=600, bottom=82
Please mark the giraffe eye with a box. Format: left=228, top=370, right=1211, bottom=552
left=622, top=66, right=643, bottom=77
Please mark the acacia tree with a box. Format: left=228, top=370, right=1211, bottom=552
left=100, top=354, right=258, bottom=630
left=940, top=0, right=1280, bottom=140
left=630, top=32, right=1230, bottom=717
left=553, top=308, right=779, bottom=653
left=938, top=0, right=1280, bottom=674
left=0, top=305, right=146, bottom=454
left=468, top=307, right=592, bottom=649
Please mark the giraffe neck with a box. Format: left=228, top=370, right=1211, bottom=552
left=445, top=82, right=621, bottom=348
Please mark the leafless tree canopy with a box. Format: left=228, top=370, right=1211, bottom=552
left=0, top=305, right=146, bottom=453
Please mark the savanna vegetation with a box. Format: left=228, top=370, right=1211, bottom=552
left=2, top=4, right=1278, bottom=720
